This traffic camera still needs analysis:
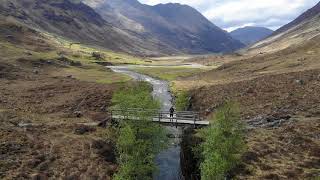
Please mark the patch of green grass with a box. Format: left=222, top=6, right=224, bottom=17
left=131, top=66, right=208, bottom=81
left=31, top=51, right=59, bottom=60
left=44, top=33, right=149, bottom=65
left=53, top=65, right=131, bottom=84
left=0, top=40, right=59, bottom=63
left=0, top=42, right=26, bottom=59
left=0, top=35, right=133, bottom=84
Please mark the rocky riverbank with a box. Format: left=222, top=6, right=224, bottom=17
left=180, top=127, right=201, bottom=180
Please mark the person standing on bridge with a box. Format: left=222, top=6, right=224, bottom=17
left=169, top=106, right=175, bottom=122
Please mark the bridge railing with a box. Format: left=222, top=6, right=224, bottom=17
left=110, top=108, right=158, bottom=120
left=109, top=108, right=203, bottom=123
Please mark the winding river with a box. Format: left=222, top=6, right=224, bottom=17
left=108, top=66, right=183, bottom=180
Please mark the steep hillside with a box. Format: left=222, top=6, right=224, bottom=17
left=273, top=1, right=320, bottom=35
left=230, top=26, right=273, bottom=45
left=0, top=0, right=176, bottom=56
left=249, top=2, right=320, bottom=53
left=83, top=0, right=245, bottom=54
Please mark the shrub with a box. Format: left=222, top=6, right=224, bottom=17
left=198, top=102, right=246, bottom=180
left=92, top=52, right=105, bottom=60
left=112, top=82, right=158, bottom=110
left=175, top=91, right=189, bottom=111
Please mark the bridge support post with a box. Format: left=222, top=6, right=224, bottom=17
left=194, top=115, right=196, bottom=128
left=176, top=115, right=178, bottom=128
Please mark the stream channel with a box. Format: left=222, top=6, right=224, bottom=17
left=108, top=65, right=183, bottom=180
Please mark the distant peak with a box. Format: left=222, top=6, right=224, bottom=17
left=155, top=3, right=184, bottom=6
left=153, top=2, right=188, bottom=7
left=231, top=26, right=274, bottom=33
left=239, top=26, right=272, bottom=30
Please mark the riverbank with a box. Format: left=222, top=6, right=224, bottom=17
left=108, top=65, right=184, bottom=180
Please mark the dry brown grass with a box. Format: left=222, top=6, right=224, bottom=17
left=0, top=20, right=131, bottom=179
left=0, top=110, right=117, bottom=180
left=175, top=35, right=320, bottom=92
left=0, top=59, right=120, bottom=179
left=183, top=35, right=320, bottom=179
left=238, top=116, right=320, bottom=179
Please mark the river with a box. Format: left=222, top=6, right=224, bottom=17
left=108, top=66, right=183, bottom=180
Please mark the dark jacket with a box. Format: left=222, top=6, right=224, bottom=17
left=170, top=107, right=174, bottom=114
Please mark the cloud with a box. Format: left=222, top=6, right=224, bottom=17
left=139, top=0, right=319, bottom=31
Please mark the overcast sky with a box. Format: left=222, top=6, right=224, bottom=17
left=139, top=0, right=319, bottom=32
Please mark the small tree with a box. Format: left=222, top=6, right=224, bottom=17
left=199, top=102, right=246, bottom=180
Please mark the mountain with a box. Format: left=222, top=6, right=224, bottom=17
left=0, top=0, right=179, bottom=55
left=83, top=0, right=245, bottom=54
left=249, top=2, right=320, bottom=53
left=0, top=0, right=244, bottom=55
left=230, top=26, right=273, bottom=45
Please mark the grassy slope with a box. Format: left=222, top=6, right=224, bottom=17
left=0, top=23, right=145, bottom=84
left=0, top=42, right=132, bottom=84
left=177, top=35, right=320, bottom=91
left=182, top=34, right=320, bottom=178
left=0, top=20, right=147, bottom=179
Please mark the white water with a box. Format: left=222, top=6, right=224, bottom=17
left=108, top=66, right=183, bottom=180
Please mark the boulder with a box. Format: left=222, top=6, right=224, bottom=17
left=73, top=111, right=82, bottom=118
left=74, top=125, right=96, bottom=135
left=33, top=69, right=39, bottom=74
left=31, top=173, right=48, bottom=180
left=92, top=140, right=116, bottom=162
left=295, top=79, right=304, bottom=85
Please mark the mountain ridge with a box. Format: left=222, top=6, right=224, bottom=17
left=272, top=1, right=320, bottom=36
left=0, top=0, right=176, bottom=55
left=230, top=26, right=274, bottom=45
left=82, top=0, right=245, bottom=54
left=249, top=1, right=320, bottom=54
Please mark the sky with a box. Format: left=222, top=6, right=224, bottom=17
left=139, top=0, right=319, bottom=32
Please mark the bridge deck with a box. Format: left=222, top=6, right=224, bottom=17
left=152, top=118, right=210, bottom=125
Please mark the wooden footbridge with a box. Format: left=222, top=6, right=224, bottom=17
left=110, top=108, right=210, bottom=127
